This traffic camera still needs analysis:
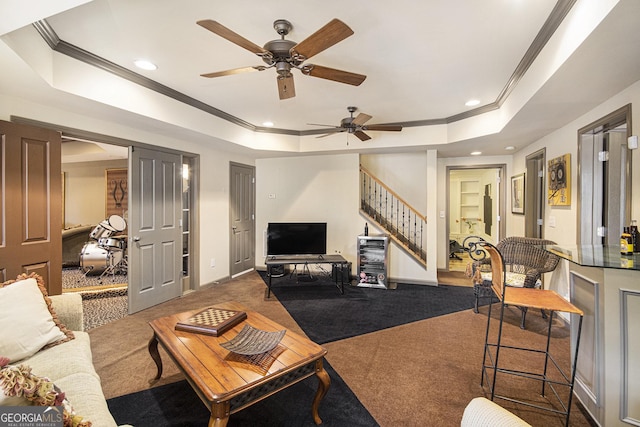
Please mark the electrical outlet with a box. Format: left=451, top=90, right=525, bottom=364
left=210, top=258, right=215, bottom=268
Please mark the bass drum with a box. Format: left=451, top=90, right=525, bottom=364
left=80, top=243, right=113, bottom=275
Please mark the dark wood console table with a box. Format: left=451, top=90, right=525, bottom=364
left=265, top=254, right=349, bottom=298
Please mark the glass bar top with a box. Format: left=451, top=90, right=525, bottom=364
left=545, top=245, right=640, bottom=271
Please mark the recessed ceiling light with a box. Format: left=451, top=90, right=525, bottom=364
left=505, top=146, right=515, bottom=151
left=470, top=151, right=482, bottom=156
left=465, top=99, right=480, bottom=107
left=134, top=59, right=157, bottom=71
left=262, top=121, right=274, bottom=127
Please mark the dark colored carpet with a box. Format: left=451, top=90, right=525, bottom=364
left=263, top=272, right=479, bottom=344
left=107, top=360, right=377, bottom=427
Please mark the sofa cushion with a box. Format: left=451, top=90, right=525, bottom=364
left=0, top=274, right=74, bottom=362
left=26, top=334, right=118, bottom=427
left=26, top=332, right=98, bottom=382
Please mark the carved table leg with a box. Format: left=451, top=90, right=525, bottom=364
left=312, top=359, right=331, bottom=425
left=147, top=334, right=163, bottom=380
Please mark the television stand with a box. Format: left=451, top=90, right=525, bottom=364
left=264, top=254, right=349, bottom=298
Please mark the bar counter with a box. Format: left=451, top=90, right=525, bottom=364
left=546, top=244, right=640, bottom=270
left=545, top=244, right=640, bottom=426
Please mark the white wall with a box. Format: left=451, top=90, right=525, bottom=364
left=256, top=153, right=438, bottom=284
left=255, top=153, right=360, bottom=265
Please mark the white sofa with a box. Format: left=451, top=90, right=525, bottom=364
left=18, top=293, right=120, bottom=427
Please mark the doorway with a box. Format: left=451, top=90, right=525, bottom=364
left=60, top=135, right=199, bottom=312
left=525, top=149, right=546, bottom=238
left=447, top=165, right=505, bottom=272
left=578, top=105, right=631, bottom=245
left=229, top=162, right=256, bottom=277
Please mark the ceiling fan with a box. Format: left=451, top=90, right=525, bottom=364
left=310, top=107, right=403, bottom=141
left=197, top=18, right=366, bottom=100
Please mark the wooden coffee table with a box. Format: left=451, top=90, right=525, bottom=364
left=147, top=301, right=330, bottom=427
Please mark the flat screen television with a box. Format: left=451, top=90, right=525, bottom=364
left=267, top=222, right=327, bottom=256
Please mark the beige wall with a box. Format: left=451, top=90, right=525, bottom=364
left=62, top=159, right=127, bottom=228
left=511, top=79, right=640, bottom=245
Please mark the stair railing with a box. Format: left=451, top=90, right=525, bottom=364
left=359, top=165, right=427, bottom=265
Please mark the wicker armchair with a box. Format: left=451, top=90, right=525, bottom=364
left=467, top=236, right=560, bottom=329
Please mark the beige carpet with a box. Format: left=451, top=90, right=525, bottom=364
left=89, top=271, right=592, bottom=426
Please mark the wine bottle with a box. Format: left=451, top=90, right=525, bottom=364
left=630, top=220, right=639, bottom=253
left=621, top=227, right=633, bottom=255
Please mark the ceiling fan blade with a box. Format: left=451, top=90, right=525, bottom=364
left=200, top=66, right=263, bottom=78
left=352, top=113, right=372, bottom=126
left=363, top=124, right=403, bottom=132
left=354, top=131, right=371, bottom=141
left=277, top=75, right=296, bottom=100
left=316, top=129, right=346, bottom=138
left=307, top=123, right=342, bottom=128
left=197, top=20, right=268, bottom=56
left=304, top=65, right=366, bottom=86
left=290, top=18, right=354, bottom=60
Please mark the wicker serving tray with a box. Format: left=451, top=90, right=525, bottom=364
left=220, top=324, right=286, bottom=355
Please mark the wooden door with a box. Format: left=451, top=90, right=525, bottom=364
left=0, top=120, right=62, bottom=293
left=128, top=146, right=182, bottom=313
left=229, top=163, right=255, bottom=277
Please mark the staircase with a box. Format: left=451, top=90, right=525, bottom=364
left=360, top=165, right=427, bottom=267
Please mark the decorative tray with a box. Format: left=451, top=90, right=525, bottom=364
left=220, top=324, right=286, bottom=355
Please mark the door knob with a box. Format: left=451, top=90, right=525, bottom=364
left=133, top=236, right=141, bottom=242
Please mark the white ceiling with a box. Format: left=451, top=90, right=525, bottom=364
left=1, top=0, right=639, bottom=160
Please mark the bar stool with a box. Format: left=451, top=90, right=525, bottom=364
left=475, top=240, right=583, bottom=426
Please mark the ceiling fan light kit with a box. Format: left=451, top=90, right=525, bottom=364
left=197, top=18, right=366, bottom=100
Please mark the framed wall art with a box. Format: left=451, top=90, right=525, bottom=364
left=511, top=173, right=525, bottom=214
left=548, top=154, right=571, bottom=206
left=105, top=168, right=128, bottom=218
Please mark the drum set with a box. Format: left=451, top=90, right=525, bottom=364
left=80, top=214, right=128, bottom=280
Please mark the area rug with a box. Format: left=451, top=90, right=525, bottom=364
left=81, top=287, right=128, bottom=330
left=62, top=267, right=127, bottom=290
left=107, top=360, right=377, bottom=427
left=262, top=272, right=479, bottom=344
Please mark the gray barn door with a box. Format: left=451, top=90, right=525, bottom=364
left=230, top=163, right=255, bottom=277
left=128, top=147, right=182, bottom=313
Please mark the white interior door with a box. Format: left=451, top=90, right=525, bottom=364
left=128, top=146, right=182, bottom=313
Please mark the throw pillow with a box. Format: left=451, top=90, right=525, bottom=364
left=0, top=273, right=74, bottom=362
left=479, top=271, right=542, bottom=288
left=0, top=357, right=92, bottom=426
